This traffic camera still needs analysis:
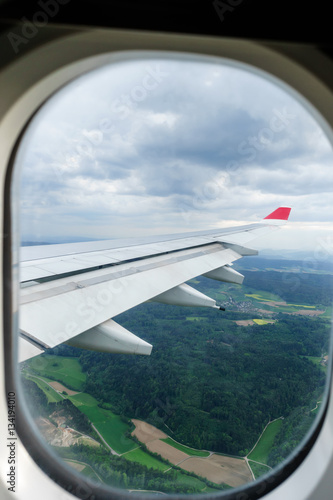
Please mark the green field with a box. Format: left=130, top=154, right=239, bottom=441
left=247, top=419, right=283, bottom=464
left=69, top=392, right=98, bottom=407
left=161, top=438, right=210, bottom=457
left=27, top=355, right=86, bottom=391
left=68, top=393, right=137, bottom=454
left=124, top=448, right=169, bottom=471
left=24, top=374, right=64, bottom=403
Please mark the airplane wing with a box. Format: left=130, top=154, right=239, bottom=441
left=19, top=207, right=291, bottom=362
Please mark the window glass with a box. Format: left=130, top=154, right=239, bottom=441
left=15, top=54, right=333, bottom=495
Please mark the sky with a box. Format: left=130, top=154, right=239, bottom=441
left=16, top=54, right=333, bottom=256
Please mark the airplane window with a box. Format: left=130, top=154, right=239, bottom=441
left=12, top=53, right=333, bottom=497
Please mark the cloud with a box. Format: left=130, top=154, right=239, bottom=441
left=17, top=56, right=333, bottom=250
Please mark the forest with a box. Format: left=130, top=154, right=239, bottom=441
left=73, top=307, right=328, bottom=456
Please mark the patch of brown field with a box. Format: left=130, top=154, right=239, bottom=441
left=132, top=419, right=253, bottom=487
left=235, top=320, right=254, bottom=326
left=291, top=309, right=325, bottom=316
left=146, top=440, right=189, bottom=465
left=48, top=381, right=79, bottom=396
left=131, top=419, right=167, bottom=443
left=181, top=455, right=253, bottom=488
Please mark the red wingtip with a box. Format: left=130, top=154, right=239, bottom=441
left=264, top=207, right=291, bottom=220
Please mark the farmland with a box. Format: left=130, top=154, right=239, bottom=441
left=21, top=255, right=332, bottom=492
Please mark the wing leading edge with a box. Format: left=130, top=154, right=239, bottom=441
left=19, top=207, right=291, bottom=362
